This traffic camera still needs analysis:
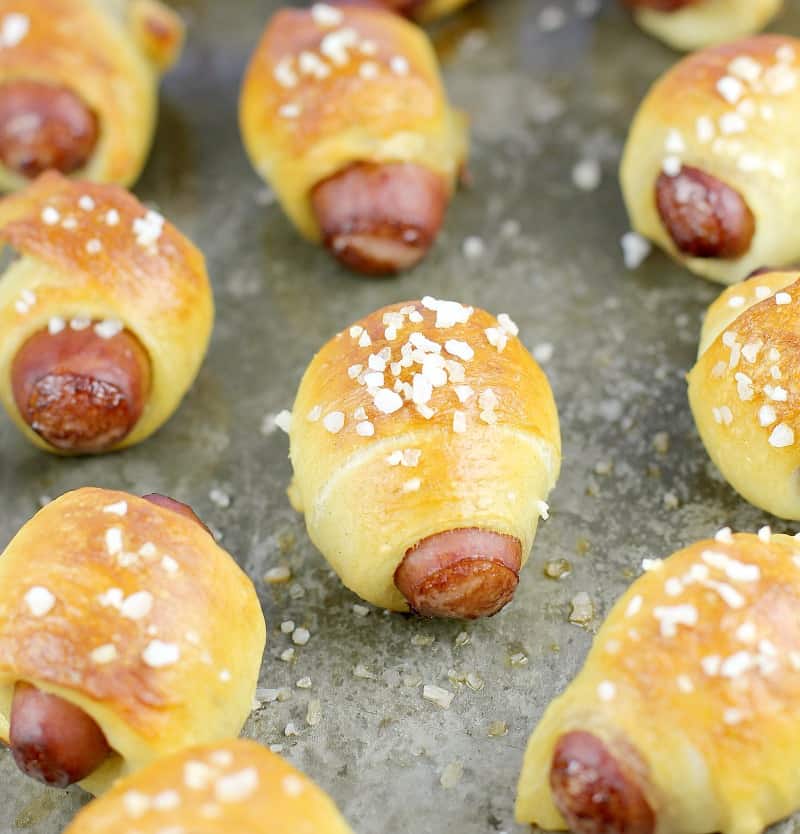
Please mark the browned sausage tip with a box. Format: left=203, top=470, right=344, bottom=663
left=550, top=731, right=655, bottom=834
left=394, top=528, right=522, bottom=619
left=11, top=323, right=151, bottom=453
left=0, top=81, right=99, bottom=179
left=310, top=162, right=448, bottom=276
left=142, top=493, right=213, bottom=536
left=655, top=165, right=755, bottom=259
left=9, top=682, right=111, bottom=788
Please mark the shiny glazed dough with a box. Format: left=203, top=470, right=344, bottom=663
left=62, top=739, right=355, bottom=833
left=517, top=532, right=800, bottom=834
left=0, top=489, right=266, bottom=796
left=688, top=270, right=800, bottom=519
left=239, top=4, right=468, bottom=241
left=620, top=35, right=800, bottom=284
left=0, top=172, right=214, bottom=453
left=287, top=298, right=561, bottom=610
left=0, top=0, right=184, bottom=190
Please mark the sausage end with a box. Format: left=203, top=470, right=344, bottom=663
left=550, top=731, right=655, bottom=834
left=9, top=682, right=111, bottom=788
left=655, top=166, right=755, bottom=260
left=0, top=81, right=99, bottom=179
left=395, top=528, right=522, bottom=619
left=311, top=162, right=448, bottom=276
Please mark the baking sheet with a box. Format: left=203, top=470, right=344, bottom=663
left=2, top=1, right=800, bottom=831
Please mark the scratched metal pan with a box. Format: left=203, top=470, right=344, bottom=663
left=2, top=1, right=800, bottom=832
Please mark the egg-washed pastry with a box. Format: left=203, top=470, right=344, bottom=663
left=621, top=35, right=800, bottom=284
left=284, top=297, right=561, bottom=618
left=0, top=172, right=213, bottom=455
left=240, top=3, right=468, bottom=275
left=62, top=739, right=354, bottom=834
left=518, top=530, right=800, bottom=834
left=0, top=0, right=183, bottom=189
left=0, top=488, right=266, bottom=795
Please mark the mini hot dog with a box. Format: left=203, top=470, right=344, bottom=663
left=0, top=0, right=184, bottom=191
left=621, top=35, right=800, bottom=283
left=240, top=4, right=468, bottom=275
left=517, top=531, right=800, bottom=834
left=0, top=172, right=213, bottom=454
left=284, top=298, right=561, bottom=618
left=0, top=488, right=266, bottom=795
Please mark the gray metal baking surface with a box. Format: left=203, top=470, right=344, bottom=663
left=2, top=1, right=799, bottom=832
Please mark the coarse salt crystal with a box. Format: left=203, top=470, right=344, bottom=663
left=215, top=768, right=259, bottom=803
left=105, top=527, right=123, bottom=555
left=717, top=75, right=744, bottom=104
left=94, top=318, right=123, bottom=339
left=625, top=595, right=643, bottom=617
left=769, top=423, right=794, bottom=448
left=653, top=604, right=697, bottom=637
left=662, top=156, right=682, bottom=176
left=292, top=627, right=311, bottom=646
left=696, top=115, right=715, bottom=143
left=311, top=3, right=343, bottom=26
left=123, top=791, right=151, bottom=818
left=142, top=640, right=180, bottom=668
left=621, top=231, right=651, bottom=269
left=374, top=388, right=403, bottom=414
left=445, top=339, right=474, bottom=361
left=391, top=55, right=409, bottom=76
left=323, top=411, right=345, bottom=433
left=597, top=681, right=616, bottom=701
left=572, top=158, right=601, bottom=191
left=120, top=591, right=154, bottom=620
left=423, top=684, right=454, bottom=709
left=759, top=405, right=777, bottom=426
left=24, top=586, right=55, bottom=617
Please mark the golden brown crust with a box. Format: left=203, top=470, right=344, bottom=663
left=620, top=35, right=800, bottom=283
left=517, top=532, right=800, bottom=834
left=63, top=739, right=355, bottom=834
left=689, top=269, right=800, bottom=518
left=129, top=0, right=184, bottom=72
left=0, top=172, right=203, bottom=290
left=239, top=4, right=468, bottom=241
left=0, top=488, right=266, bottom=794
left=0, top=0, right=184, bottom=189
left=288, top=298, right=561, bottom=610
left=0, top=172, right=214, bottom=454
